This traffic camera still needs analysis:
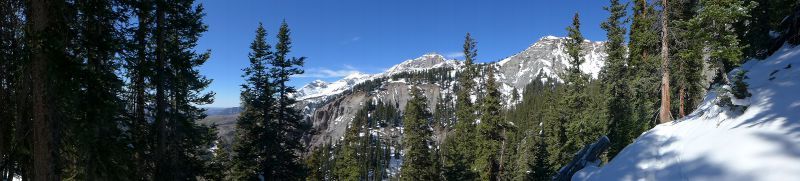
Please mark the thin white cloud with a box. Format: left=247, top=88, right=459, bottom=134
left=445, top=52, right=464, bottom=59
left=293, top=66, right=362, bottom=78
left=340, top=36, right=361, bottom=45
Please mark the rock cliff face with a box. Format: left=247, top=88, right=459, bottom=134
left=297, top=36, right=608, bottom=149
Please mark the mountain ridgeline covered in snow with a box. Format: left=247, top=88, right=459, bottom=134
left=295, top=36, right=608, bottom=150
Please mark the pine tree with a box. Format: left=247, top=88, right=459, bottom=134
left=737, top=0, right=772, bottom=59
left=125, top=0, right=154, bottom=176
left=207, top=140, right=233, bottom=180
left=441, top=32, right=479, bottom=180
left=530, top=136, right=551, bottom=181
left=268, top=20, right=309, bottom=179
left=67, top=0, right=134, bottom=179
left=560, top=12, right=593, bottom=164
left=690, top=0, right=755, bottom=80
left=670, top=0, right=703, bottom=118
left=305, top=144, right=327, bottom=181
left=334, top=104, right=369, bottom=180
left=0, top=0, right=27, bottom=179
left=475, top=66, right=504, bottom=181
left=151, top=0, right=169, bottom=176
left=151, top=1, right=216, bottom=179
left=627, top=0, right=661, bottom=149
left=25, top=0, right=73, bottom=179
left=400, top=87, right=437, bottom=181
left=230, top=23, right=274, bottom=180
left=230, top=20, right=308, bottom=180
left=545, top=84, right=569, bottom=170
left=601, top=0, right=633, bottom=159
left=2, top=0, right=226, bottom=179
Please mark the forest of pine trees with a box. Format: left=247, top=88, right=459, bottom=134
left=1, top=0, right=798, bottom=180
left=0, top=0, right=311, bottom=180
left=0, top=0, right=220, bottom=180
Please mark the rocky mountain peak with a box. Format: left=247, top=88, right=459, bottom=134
left=384, top=53, right=456, bottom=75
left=496, top=36, right=607, bottom=89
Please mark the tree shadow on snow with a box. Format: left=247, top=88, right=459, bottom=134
left=583, top=133, right=756, bottom=180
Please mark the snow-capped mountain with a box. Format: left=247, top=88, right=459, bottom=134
left=294, top=72, right=373, bottom=100
left=296, top=36, right=606, bottom=103
left=298, top=36, right=608, bottom=149
left=497, top=36, right=606, bottom=89
left=382, top=53, right=460, bottom=76
left=294, top=53, right=460, bottom=101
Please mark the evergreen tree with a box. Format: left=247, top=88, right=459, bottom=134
left=125, top=0, right=154, bottom=177
left=737, top=0, right=772, bottom=59
left=334, top=104, right=369, bottom=180
left=305, top=144, right=327, bottom=181
left=67, top=0, right=134, bottom=179
left=306, top=142, right=335, bottom=181
left=441, top=33, right=479, bottom=180
left=475, top=67, right=505, bottom=181
left=400, top=87, right=437, bottom=181
left=231, top=20, right=308, bottom=180
left=689, top=0, right=755, bottom=80
left=601, top=0, right=633, bottom=159
left=545, top=84, right=569, bottom=171
left=0, top=0, right=28, bottom=179
left=24, top=0, right=74, bottom=179
left=151, top=1, right=216, bottom=179
left=560, top=13, right=593, bottom=166
left=530, top=136, right=552, bottom=181
left=670, top=0, right=704, bottom=118
left=268, top=20, right=309, bottom=179
left=627, top=0, right=661, bottom=149
left=230, top=23, right=274, bottom=180
left=207, top=140, right=233, bottom=180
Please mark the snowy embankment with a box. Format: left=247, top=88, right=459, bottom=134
left=575, top=45, right=800, bottom=181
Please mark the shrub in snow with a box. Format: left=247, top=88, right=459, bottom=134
left=731, top=70, right=752, bottom=99
left=715, top=69, right=752, bottom=112
left=715, top=85, right=734, bottom=107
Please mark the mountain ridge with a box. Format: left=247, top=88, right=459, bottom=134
left=202, top=36, right=609, bottom=153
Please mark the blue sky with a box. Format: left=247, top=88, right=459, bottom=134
left=196, top=0, right=616, bottom=107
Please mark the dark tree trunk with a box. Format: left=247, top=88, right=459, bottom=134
left=679, top=85, right=685, bottom=118
left=133, top=0, right=150, bottom=176
left=153, top=0, right=168, bottom=179
left=25, top=0, right=61, bottom=179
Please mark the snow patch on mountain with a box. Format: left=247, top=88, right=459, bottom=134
left=296, top=53, right=460, bottom=100
left=575, top=44, right=800, bottom=181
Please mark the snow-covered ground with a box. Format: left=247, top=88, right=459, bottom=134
left=575, top=45, right=800, bottom=180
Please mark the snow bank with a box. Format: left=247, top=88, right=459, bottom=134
left=575, top=44, right=800, bottom=181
